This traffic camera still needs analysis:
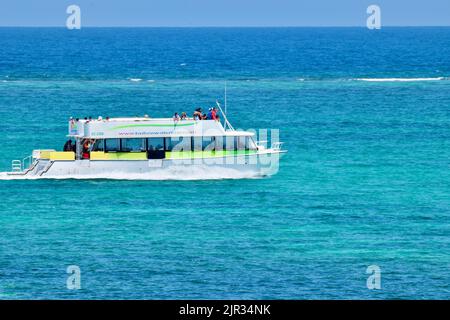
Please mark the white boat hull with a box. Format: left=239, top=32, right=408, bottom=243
left=1, top=152, right=283, bottom=180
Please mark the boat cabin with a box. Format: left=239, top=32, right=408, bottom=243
left=67, top=117, right=258, bottom=160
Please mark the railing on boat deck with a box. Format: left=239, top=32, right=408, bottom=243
left=23, top=155, right=33, bottom=170
left=271, top=142, right=284, bottom=150
left=256, top=141, right=284, bottom=151
left=11, top=155, right=33, bottom=172
left=11, top=160, right=22, bottom=172
left=216, top=100, right=235, bottom=131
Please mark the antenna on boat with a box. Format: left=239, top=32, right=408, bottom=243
left=218, top=81, right=234, bottom=131
left=224, top=81, right=227, bottom=115
left=216, top=99, right=234, bottom=131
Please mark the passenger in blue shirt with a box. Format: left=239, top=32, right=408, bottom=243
left=206, top=108, right=213, bottom=120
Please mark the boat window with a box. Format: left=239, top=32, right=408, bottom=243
left=224, top=136, right=235, bottom=151
left=166, top=137, right=181, bottom=151
left=180, top=137, right=192, bottom=151
left=248, top=137, right=257, bottom=150
left=92, top=140, right=105, bottom=151
left=121, top=139, right=146, bottom=152
left=168, top=136, right=191, bottom=152
left=202, top=137, right=215, bottom=151
left=105, top=139, right=120, bottom=152
left=237, top=137, right=246, bottom=150
left=214, top=136, right=224, bottom=151
left=192, top=137, right=202, bottom=151
left=148, top=138, right=164, bottom=151
left=165, top=137, right=174, bottom=151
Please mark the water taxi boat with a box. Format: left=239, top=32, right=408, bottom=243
left=2, top=103, right=285, bottom=179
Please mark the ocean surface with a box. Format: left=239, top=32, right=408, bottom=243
left=0, top=27, right=449, bottom=299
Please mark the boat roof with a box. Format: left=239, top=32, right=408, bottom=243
left=68, top=117, right=254, bottom=139
left=76, top=117, right=164, bottom=123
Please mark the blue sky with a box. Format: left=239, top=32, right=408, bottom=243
left=0, top=0, right=449, bottom=27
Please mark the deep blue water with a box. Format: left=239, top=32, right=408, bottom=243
left=0, top=27, right=449, bottom=299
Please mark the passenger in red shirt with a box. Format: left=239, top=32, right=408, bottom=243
left=211, top=107, right=220, bottom=121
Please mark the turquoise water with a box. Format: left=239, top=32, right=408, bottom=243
left=0, top=28, right=449, bottom=299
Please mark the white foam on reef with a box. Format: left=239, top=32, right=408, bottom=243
left=355, top=77, right=445, bottom=82
left=0, top=166, right=262, bottom=181
left=128, top=78, right=143, bottom=82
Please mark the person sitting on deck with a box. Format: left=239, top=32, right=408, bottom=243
left=180, top=112, right=187, bottom=120
left=82, top=140, right=91, bottom=159
left=63, top=139, right=73, bottom=152
left=211, top=107, right=220, bottom=121
left=193, top=108, right=203, bottom=120
left=173, top=112, right=181, bottom=121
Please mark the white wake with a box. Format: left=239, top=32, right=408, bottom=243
left=0, top=166, right=264, bottom=181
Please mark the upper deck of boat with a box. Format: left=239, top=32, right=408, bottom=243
left=68, top=117, right=254, bottom=139
left=76, top=117, right=175, bottom=123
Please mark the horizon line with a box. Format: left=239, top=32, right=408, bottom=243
left=0, top=25, right=450, bottom=28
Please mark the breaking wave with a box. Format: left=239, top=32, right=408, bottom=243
left=355, top=77, right=445, bottom=82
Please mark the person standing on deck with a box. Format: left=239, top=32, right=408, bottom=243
left=63, top=139, right=73, bottom=152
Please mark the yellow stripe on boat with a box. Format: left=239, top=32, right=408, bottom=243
left=90, top=152, right=147, bottom=160
left=165, top=150, right=257, bottom=159
left=90, top=151, right=110, bottom=160
left=165, top=151, right=206, bottom=159
left=39, top=150, right=53, bottom=159
left=114, top=152, right=147, bottom=160
left=49, top=152, right=75, bottom=161
left=89, top=151, right=258, bottom=160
